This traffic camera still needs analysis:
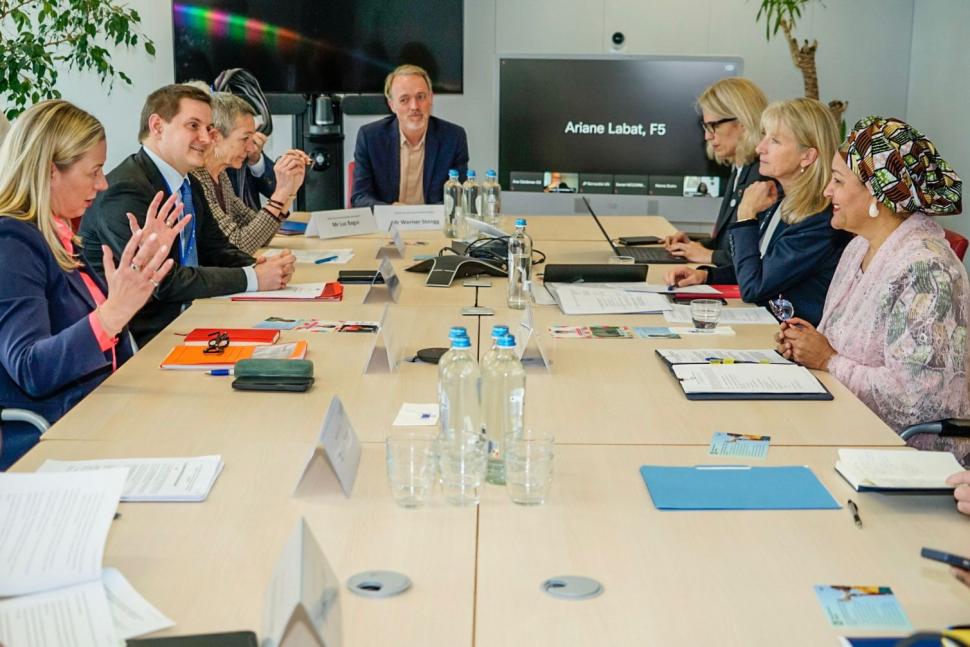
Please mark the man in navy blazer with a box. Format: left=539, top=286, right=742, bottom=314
left=351, top=64, right=469, bottom=207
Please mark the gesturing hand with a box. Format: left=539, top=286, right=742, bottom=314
left=97, top=229, right=177, bottom=337
left=127, top=191, right=189, bottom=256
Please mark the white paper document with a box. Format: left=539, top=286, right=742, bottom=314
left=835, top=449, right=964, bottom=490
left=672, top=363, right=827, bottom=395
left=658, top=349, right=791, bottom=365
left=102, top=568, right=175, bottom=640
left=393, top=403, right=440, bottom=426
left=0, top=569, right=173, bottom=647
left=38, top=456, right=224, bottom=502
left=0, top=578, right=118, bottom=647
left=549, top=284, right=672, bottom=315
left=663, top=304, right=778, bottom=325
left=531, top=284, right=559, bottom=306
left=615, top=283, right=721, bottom=295
left=223, top=282, right=325, bottom=301
left=0, top=469, right=126, bottom=596
left=267, top=249, right=353, bottom=265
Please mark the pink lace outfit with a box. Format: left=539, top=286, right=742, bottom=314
left=818, top=214, right=970, bottom=461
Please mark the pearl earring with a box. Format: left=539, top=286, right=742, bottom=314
left=868, top=201, right=879, bottom=218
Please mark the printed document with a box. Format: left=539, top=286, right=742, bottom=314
left=549, top=284, right=672, bottom=315
left=672, top=364, right=826, bottom=394
left=663, top=304, right=777, bottom=325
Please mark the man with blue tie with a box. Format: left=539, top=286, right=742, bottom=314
left=81, top=85, right=295, bottom=345
left=351, top=64, right=469, bottom=207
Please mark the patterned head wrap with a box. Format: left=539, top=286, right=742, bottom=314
left=841, top=116, right=962, bottom=216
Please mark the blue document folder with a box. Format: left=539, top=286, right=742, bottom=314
left=639, top=465, right=840, bottom=510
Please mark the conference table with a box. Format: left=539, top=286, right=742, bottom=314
left=13, top=213, right=969, bottom=645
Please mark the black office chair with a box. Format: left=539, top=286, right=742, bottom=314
left=900, top=419, right=970, bottom=442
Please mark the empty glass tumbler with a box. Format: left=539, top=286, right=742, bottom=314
left=385, top=432, right=437, bottom=507
left=437, top=435, right=488, bottom=506
left=503, top=433, right=554, bottom=505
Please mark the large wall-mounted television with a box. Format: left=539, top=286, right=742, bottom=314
left=173, top=1, right=463, bottom=95
left=499, top=56, right=742, bottom=197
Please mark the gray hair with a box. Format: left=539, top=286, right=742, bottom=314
left=209, top=92, right=256, bottom=137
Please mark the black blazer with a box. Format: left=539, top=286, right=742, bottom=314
left=351, top=115, right=469, bottom=207
left=699, top=162, right=764, bottom=266
left=80, top=148, right=254, bottom=346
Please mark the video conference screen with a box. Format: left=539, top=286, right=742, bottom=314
left=173, top=1, right=463, bottom=94
left=499, top=57, right=742, bottom=197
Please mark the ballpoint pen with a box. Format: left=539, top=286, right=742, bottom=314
left=847, top=499, right=863, bottom=528
left=315, top=255, right=339, bottom=264
left=206, top=369, right=234, bottom=376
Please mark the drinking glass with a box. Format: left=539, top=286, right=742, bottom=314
left=437, top=435, right=488, bottom=506
left=385, top=432, right=437, bottom=508
left=690, top=299, right=722, bottom=331
left=504, top=433, right=554, bottom=505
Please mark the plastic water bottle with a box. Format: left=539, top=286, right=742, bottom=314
left=437, top=335, right=481, bottom=444
left=481, top=334, right=526, bottom=484
left=437, top=327, right=469, bottom=434
left=461, top=170, right=481, bottom=221
left=507, top=218, right=532, bottom=309
left=481, top=169, right=502, bottom=225
left=479, top=324, right=510, bottom=375
left=443, top=169, right=462, bottom=238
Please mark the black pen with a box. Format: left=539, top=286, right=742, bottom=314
left=847, top=499, right=862, bottom=528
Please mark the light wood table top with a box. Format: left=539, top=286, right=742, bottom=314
left=11, top=439, right=477, bottom=647
left=476, top=444, right=970, bottom=646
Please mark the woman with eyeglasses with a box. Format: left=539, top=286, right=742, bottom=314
left=666, top=97, right=851, bottom=326
left=777, top=117, right=968, bottom=450
left=0, top=100, right=185, bottom=469
left=662, top=77, right=768, bottom=264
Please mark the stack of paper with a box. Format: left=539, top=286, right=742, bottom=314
left=663, top=304, right=778, bottom=325
left=657, top=349, right=791, bottom=365
left=835, top=449, right=963, bottom=492
left=37, top=455, right=225, bottom=502
left=0, top=470, right=173, bottom=646
left=667, top=363, right=831, bottom=400
left=547, top=284, right=672, bottom=315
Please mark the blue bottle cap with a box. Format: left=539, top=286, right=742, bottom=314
left=452, top=336, right=472, bottom=349
left=515, top=218, right=527, bottom=227
left=491, top=325, right=510, bottom=338
left=486, top=169, right=497, bottom=177
left=467, top=169, right=476, bottom=178
left=449, top=326, right=468, bottom=339
left=448, top=169, right=459, bottom=178
left=497, top=334, right=517, bottom=348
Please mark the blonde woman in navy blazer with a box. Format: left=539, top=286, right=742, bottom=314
left=0, top=100, right=185, bottom=469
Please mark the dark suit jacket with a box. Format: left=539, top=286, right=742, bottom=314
left=227, top=152, right=277, bottom=211
left=351, top=115, right=469, bottom=207
left=707, top=202, right=851, bottom=326
left=698, top=162, right=764, bottom=266
left=79, top=148, right=254, bottom=346
left=0, top=218, right=135, bottom=469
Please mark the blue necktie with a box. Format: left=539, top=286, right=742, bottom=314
left=178, top=179, right=199, bottom=267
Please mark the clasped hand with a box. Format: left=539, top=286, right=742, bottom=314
left=774, top=318, right=836, bottom=369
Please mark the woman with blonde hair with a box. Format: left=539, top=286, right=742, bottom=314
left=667, top=97, right=851, bottom=325
left=779, top=116, right=968, bottom=447
left=0, top=100, right=186, bottom=469
left=663, top=77, right=768, bottom=264
left=191, top=92, right=309, bottom=255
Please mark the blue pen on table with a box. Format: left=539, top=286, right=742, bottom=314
left=314, top=255, right=339, bottom=264
left=206, top=369, right=234, bottom=376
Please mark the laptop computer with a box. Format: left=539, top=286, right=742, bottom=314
left=582, top=197, right=683, bottom=264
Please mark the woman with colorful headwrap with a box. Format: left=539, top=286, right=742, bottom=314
left=777, top=116, right=969, bottom=458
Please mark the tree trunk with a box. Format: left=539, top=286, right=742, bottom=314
left=780, top=19, right=848, bottom=127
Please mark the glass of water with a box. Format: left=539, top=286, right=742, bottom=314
left=437, top=435, right=488, bottom=506
left=504, top=433, right=554, bottom=505
left=385, top=432, right=437, bottom=508
left=690, top=299, right=722, bottom=332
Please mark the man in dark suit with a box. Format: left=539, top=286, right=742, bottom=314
left=351, top=64, right=469, bottom=207
left=80, top=85, right=295, bottom=346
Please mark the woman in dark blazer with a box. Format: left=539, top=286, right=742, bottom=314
left=666, top=98, right=850, bottom=326
left=0, top=100, right=184, bottom=469
left=663, top=77, right=768, bottom=264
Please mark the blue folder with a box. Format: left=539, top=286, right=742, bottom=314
left=278, top=220, right=308, bottom=235
left=639, top=465, right=840, bottom=510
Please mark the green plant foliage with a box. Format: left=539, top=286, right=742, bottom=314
left=754, top=0, right=818, bottom=40
left=0, top=0, right=155, bottom=119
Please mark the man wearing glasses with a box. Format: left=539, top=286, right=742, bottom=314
left=351, top=64, right=469, bottom=207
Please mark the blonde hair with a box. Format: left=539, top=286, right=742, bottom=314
left=760, top=98, right=837, bottom=224
left=696, top=77, right=767, bottom=166
left=0, top=100, right=105, bottom=271
left=383, top=64, right=432, bottom=100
